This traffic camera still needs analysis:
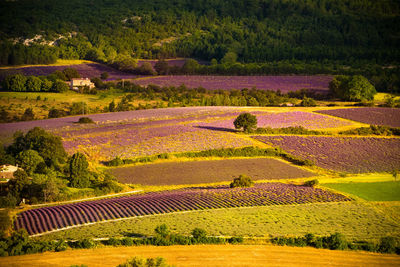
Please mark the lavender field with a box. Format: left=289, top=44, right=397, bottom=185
left=316, top=108, right=400, bottom=127
left=253, top=136, right=400, bottom=173
left=193, top=111, right=352, bottom=130
left=15, top=183, right=351, bottom=235
left=0, top=107, right=361, bottom=160
left=133, top=75, right=333, bottom=93
left=0, top=63, right=139, bottom=80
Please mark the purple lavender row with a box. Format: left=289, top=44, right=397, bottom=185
left=15, top=183, right=351, bottom=235
left=253, top=135, right=400, bottom=173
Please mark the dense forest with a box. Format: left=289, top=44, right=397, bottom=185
left=0, top=0, right=399, bottom=66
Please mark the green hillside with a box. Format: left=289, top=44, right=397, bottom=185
left=1, top=0, right=399, bottom=65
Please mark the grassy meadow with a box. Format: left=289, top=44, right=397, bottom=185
left=323, top=181, right=400, bottom=201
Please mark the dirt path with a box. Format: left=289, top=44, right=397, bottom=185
left=2, top=245, right=399, bottom=267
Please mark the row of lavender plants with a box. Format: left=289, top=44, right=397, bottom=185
left=15, top=183, right=350, bottom=235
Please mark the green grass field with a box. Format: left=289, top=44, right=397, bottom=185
left=36, top=201, right=400, bottom=242
left=323, top=181, right=400, bottom=201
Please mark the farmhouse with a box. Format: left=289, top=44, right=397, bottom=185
left=70, top=78, right=95, bottom=91
left=0, top=164, right=19, bottom=182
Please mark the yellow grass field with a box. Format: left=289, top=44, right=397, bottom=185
left=0, top=59, right=94, bottom=69
left=2, top=245, right=399, bottom=267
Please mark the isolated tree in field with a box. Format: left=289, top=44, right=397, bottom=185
left=329, top=75, right=376, bottom=102
left=69, top=152, right=90, bottom=188
left=234, top=113, right=257, bottom=132
left=230, top=174, right=254, bottom=188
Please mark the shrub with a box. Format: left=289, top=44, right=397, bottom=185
left=299, top=96, right=317, bottom=107
left=191, top=228, right=207, bottom=241
left=154, top=224, right=169, bottom=238
left=233, top=113, right=257, bottom=132
left=303, top=179, right=319, bottom=187
left=378, top=236, right=398, bottom=254
left=324, top=233, right=348, bottom=250
left=230, top=174, right=254, bottom=188
left=77, top=117, right=94, bottom=124
left=100, top=72, right=109, bottom=80
left=117, top=256, right=171, bottom=267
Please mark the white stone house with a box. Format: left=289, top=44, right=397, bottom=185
left=70, top=78, right=95, bottom=91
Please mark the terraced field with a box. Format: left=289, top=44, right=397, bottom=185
left=110, top=158, right=316, bottom=185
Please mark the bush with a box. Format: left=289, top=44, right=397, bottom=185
left=191, top=228, right=207, bottom=241
left=324, top=233, right=348, bottom=250
left=303, top=179, right=319, bottom=187
left=233, top=113, right=257, bottom=132
left=117, top=256, right=172, bottom=267
left=48, top=107, right=67, bottom=118
left=299, top=96, right=317, bottom=107
left=378, top=236, right=398, bottom=254
left=230, top=174, right=254, bottom=188
left=77, top=117, right=94, bottom=124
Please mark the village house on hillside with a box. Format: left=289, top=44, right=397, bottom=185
left=70, top=78, right=95, bottom=91
left=0, top=164, right=19, bottom=182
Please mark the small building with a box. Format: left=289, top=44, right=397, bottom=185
left=0, top=165, right=19, bottom=182
left=70, top=78, right=95, bottom=91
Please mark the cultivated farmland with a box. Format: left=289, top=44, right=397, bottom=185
left=0, top=62, right=139, bottom=80
left=133, top=75, right=333, bottom=93
left=15, top=183, right=350, bottom=235
left=194, top=111, right=353, bottom=130
left=316, top=107, right=400, bottom=127
left=37, top=202, right=400, bottom=242
left=253, top=136, right=400, bottom=173
left=110, top=158, right=315, bottom=185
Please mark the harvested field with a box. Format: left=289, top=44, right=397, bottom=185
left=133, top=75, right=333, bottom=93
left=316, top=107, right=400, bottom=127
left=110, top=158, right=316, bottom=185
left=253, top=136, right=400, bottom=173
left=3, top=244, right=400, bottom=267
